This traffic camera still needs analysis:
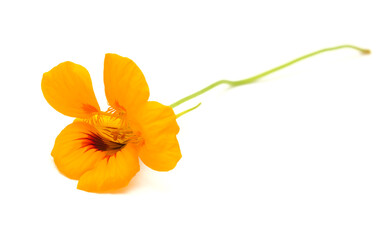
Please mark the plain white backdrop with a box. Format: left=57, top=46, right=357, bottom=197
left=1, top=0, right=386, bottom=239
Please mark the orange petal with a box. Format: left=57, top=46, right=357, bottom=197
left=104, top=54, right=149, bottom=114
left=77, top=145, right=140, bottom=193
left=136, top=101, right=182, bottom=171
left=52, top=122, right=106, bottom=180
left=42, top=61, right=100, bottom=119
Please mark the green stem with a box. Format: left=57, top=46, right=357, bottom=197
left=176, top=103, right=201, bottom=118
left=170, top=45, right=370, bottom=108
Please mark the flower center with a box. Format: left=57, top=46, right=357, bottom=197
left=81, top=110, right=142, bottom=155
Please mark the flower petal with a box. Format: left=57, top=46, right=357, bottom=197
left=135, top=101, right=182, bottom=171
left=77, top=145, right=140, bottom=193
left=52, top=122, right=106, bottom=180
left=42, top=61, right=100, bottom=119
left=104, top=53, right=149, bottom=113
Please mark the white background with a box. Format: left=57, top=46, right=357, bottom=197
left=1, top=0, right=386, bottom=239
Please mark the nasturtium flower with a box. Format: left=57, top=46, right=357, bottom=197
left=42, top=54, right=181, bottom=193
left=42, top=45, right=369, bottom=193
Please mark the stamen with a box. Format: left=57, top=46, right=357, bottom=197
left=77, top=107, right=143, bottom=156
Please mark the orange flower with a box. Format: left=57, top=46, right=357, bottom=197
left=42, top=54, right=181, bottom=193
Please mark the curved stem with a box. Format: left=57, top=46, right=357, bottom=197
left=170, top=45, right=370, bottom=108
left=176, top=103, right=202, bottom=118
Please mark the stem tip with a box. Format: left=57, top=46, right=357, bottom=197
left=362, top=49, right=371, bottom=55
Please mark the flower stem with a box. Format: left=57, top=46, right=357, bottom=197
left=176, top=103, right=202, bottom=118
left=170, top=45, right=370, bottom=108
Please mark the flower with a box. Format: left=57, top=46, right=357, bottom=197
left=42, top=54, right=181, bottom=193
